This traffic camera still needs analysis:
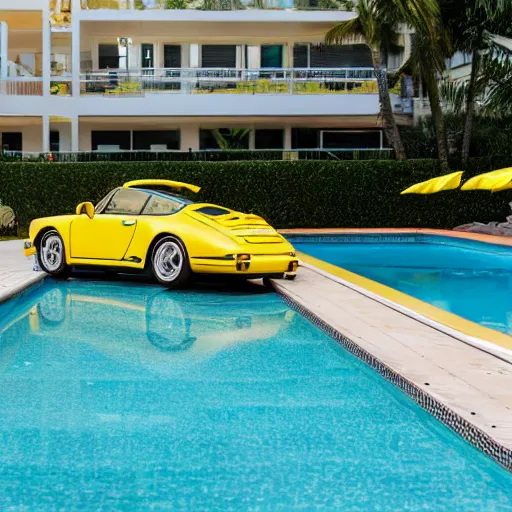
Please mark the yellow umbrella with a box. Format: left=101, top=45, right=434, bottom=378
left=400, top=171, right=464, bottom=195
left=460, top=167, right=512, bottom=192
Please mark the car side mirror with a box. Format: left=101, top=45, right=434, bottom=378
left=76, top=201, right=95, bottom=219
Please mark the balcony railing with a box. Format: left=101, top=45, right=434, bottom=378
left=0, top=78, right=43, bottom=96
left=80, top=67, right=377, bottom=96
left=81, top=0, right=343, bottom=10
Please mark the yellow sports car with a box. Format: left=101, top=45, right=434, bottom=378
left=23, top=179, right=298, bottom=288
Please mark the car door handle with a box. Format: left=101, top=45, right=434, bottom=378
left=122, top=220, right=136, bottom=226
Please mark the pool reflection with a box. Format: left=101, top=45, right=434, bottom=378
left=1, top=280, right=295, bottom=372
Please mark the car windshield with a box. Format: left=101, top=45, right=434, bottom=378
left=95, top=188, right=118, bottom=213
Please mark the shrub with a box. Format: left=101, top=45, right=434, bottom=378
left=0, top=204, right=17, bottom=236
left=1, top=159, right=511, bottom=232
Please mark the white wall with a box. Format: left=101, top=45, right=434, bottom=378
left=0, top=123, right=42, bottom=152
left=0, top=0, right=42, bottom=10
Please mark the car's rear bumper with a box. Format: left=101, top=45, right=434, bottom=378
left=23, top=239, right=36, bottom=257
left=190, top=254, right=298, bottom=276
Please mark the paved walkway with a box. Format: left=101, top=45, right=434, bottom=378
left=275, top=267, right=512, bottom=464
left=0, top=240, right=45, bottom=303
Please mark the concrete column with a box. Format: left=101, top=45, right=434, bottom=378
left=181, top=125, right=199, bottom=151
left=284, top=125, right=292, bottom=150
left=285, top=41, right=294, bottom=68
left=71, top=0, right=80, bottom=96
left=181, top=44, right=190, bottom=68
left=248, top=127, right=255, bottom=150
left=42, top=2, right=51, bottom=97
left=0, top=21, right=8, bottom=78
left=42, top=115, right=50, bottom=153
left=190, top=44, right=200, bottom=68
left=71, top=116, right=79, bottom=151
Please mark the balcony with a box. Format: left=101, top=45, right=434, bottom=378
left=74, top=67, right=379, bottom=117
left=0, top=77, right=43, bottom=96
left=81, top=0, right=344, bottom=10
left=80, top=67, right=377, bottom=95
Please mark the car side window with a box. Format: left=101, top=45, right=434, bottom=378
left=104, top=188, right=149, bottom=215
left=142, top=195, right=184, bottom=216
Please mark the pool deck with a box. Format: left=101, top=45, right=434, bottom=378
left=275, top=266, right=512, bottom=468
left=0, top=240, right=45, bottom=304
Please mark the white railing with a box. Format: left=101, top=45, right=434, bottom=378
left=80, top=67, right=377, bottom=96
left=81, top=0, right=342, bottom=11
left=0, top=77, right=43, bottom=96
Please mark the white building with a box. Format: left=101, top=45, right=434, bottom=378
left=0, top=0, right=411, bottom=155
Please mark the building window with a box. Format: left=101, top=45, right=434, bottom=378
left=321, top=130, right=381, bottom=149
left=141, top=43, right=154, bottom=69
left=293, top=44, right=372, bottom=68
left=50, top=130, right=60, bottom=152
left=447, top=51, right=473, bottom=70
left=98, top=44, right=120, bottom=69
left=261, top=45, right=283, bottom=68
left=164, top=45, right=181, bottom=68
left=292, top=128, right=382, bottom=149
left=91, top=131, right=130, bottom=151
left=1, top=132, right=22, bottom=152
left=292, top=128, right=318, bottom=149
left=201, top=45, right=237, bottom=68
left=132, top=130, right=180, bottom=151
left=200, top=129, right=250, bottom=150
left=255, top=129, right=284, bottom=149
left=293, top=44, right=309, bottom=68
left=163, top=45, right=182, bottom=90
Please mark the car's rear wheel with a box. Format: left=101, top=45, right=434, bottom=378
left=151, top=235, right=191, bottom=289
left=38, top=230, right=70, bottom=279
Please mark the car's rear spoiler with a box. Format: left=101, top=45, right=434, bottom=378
left=123, top=179, right=201, bottom=194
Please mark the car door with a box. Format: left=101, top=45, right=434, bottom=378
left=70, top=188, right=149, bottom=260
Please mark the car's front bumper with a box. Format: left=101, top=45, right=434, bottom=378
left=190, top=254, right=299, bottom=277
left=23, top=239, right=36, bottom=257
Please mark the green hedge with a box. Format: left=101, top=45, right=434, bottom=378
left=1, top=158, right=511, bottom=232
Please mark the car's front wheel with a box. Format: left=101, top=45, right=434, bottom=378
left=151, top=235, right=191, bottom=289
left=38, top=230, right=70, bottom=279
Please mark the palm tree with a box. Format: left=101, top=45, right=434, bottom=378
left=478, top=33, right=512, bottom=116
left=325, top=0, right=404, bottom=159
left=442, top=0, right=510, bottom=161
left=404, top=28, right=452, bottom=170
left=325, top=0, right=439, bottom=160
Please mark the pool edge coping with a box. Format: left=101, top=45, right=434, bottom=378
left=0, top=273, right=46, bottom=305
left=279, top=228, right=512, bottom=248
left=297, top=253, right=512, bottom=362
left=272, top=281, right=512, bottom=473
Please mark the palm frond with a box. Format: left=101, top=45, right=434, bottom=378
left=474, top=0, right=506, bottom=15
left=325, top=17, right=365, bottom=46
left=376, top=0, right=439, bottom=36
left=439, top=80, right=468, bottom=115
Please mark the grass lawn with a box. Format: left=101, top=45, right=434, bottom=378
left=0, top=236, right=22, bottom=241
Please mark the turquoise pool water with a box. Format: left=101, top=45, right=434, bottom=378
left=292, top=234, right=512, bottom=335
left=1, top=279, right=511, bottom=510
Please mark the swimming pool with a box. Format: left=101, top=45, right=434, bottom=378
left=1, top=279, right=511, bottom=509
left=291, top=234, right=512, bottom=336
